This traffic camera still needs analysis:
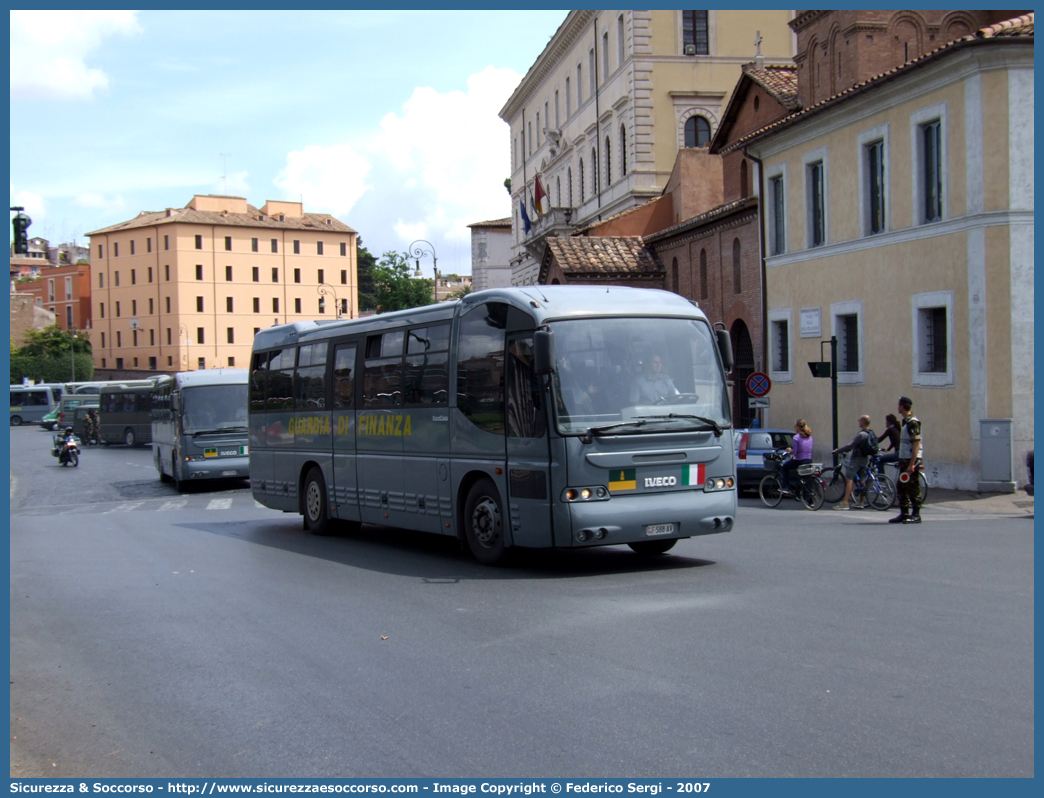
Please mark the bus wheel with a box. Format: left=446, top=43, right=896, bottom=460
left=464, top=478, right=509, bottom=566
left=628, top=539, right=677, bottom=555
left=157, top=450, right=172, bottom=482
left=10, top=416, right=21, bottom=426
left=303, top=467, right=331, bottom=536
left=124, top=428, right=136, bottom=447
left=172, top=453, right=185, bottom=493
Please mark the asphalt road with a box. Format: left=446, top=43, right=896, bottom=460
left=8, top=425, right=1035, bottom=778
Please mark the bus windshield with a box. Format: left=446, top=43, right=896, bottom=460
left=549, top=316, right=731, bottom=435
left=182, top=384, right=249, bottom=434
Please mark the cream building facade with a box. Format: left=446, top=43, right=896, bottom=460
left=87, top=195, right=357, bottom=373
left=499, top=9, right=795, bottom=285
left=740, top=14, right=1034, bottom=489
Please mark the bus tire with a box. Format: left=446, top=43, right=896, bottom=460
left=628, top=539, right=677, bottom=555
left=10, top=416, right=22, bottom=426
left=157, top=450, right=172, bottom=482
left=124, top=428, right=136, bottom=447
left=172, top=453, right=185, bottom=493
left=463, top=477, right=509, bottom=566
left=303, top=467, right=331, bottom=536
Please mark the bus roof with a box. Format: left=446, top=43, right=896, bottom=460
left=155, top=369, right=248, bottom=389
left=252, top=287, right=705, bottom=351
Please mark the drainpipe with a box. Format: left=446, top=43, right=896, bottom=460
left=745, top=146, right=769, bottom=426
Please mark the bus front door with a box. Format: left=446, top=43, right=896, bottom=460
left=505, top=336, right=553, bottom=548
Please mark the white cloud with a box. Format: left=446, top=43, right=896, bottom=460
left=74, top=193, right=126, bottom=214
left=10, top=10, right=141, bottom=100
left=11, top=190, right=46, bottom=221
left=273, top=143, right=372, bottom=217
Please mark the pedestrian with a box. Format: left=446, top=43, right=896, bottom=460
left=831, top=414, right=873, bottom=510
left=780, top=419, right=813, bottom=495
left=890, top=396, right=923, bottom=524
left=876, top=413, right=901, bottom=473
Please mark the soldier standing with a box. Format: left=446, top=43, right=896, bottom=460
left=890, top=396, right=923, bottom=524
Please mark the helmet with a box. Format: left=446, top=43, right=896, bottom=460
left=65, top=426, right=74, bottom=433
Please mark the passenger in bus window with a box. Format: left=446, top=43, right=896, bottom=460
left=631, top=353, right=679, bottom=404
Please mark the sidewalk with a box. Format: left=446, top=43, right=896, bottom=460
left=925, top=487, right=1034, bottom=518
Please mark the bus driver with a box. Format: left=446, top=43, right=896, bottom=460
left=631, top=353, right=679, bottom=404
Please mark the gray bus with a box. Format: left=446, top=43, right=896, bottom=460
left=10, top=384, right=61, bottom=425
left=152, top=370, right=249, bottom=491
left=249, top=286, right=737, bottom=565
left=99, top=382, right=157, bottom=446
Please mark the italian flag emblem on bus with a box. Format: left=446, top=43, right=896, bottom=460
left=608, top=468, right=637, bottom=492
left=681, top=463, right=706, bottom=487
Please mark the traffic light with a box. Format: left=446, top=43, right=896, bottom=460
left=11, top=211, right=31, bottom=255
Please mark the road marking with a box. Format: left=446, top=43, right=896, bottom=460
left=207, top=498, right=233, bottom=510
left=104, top=502, right=144, bottom=514
left=159, top=500, right=188, bottom=511
left=254, top=501, right=267, bottom=509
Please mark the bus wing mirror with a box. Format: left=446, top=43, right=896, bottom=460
left=171, top=393, right=180, bottom=413
left=716, top=329, right=734, bottom=373
left=534, top=330, right=555, bottom=376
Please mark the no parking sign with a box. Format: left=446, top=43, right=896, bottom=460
left=746, top=372, right=771, bottom=398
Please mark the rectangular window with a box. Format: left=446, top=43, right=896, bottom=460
left=295, top=297, right=302, bottom=313
left=293, top=240, right=300, bottom=254
left=99, top=273, right=104, bottom=288
left=133, top=330, right=138, bottom=347
left=148, top=266, right=153, bottom=283
left=167, top=356, right=172, bottom=367
left=195, top=235, right=203, bottom=250
left=317, top=268, right=324, bottom=285
left=225, top=265, right=232, bottom=281
left=167, top=328, right=172, bottom=345
left=923, top=310, right=946, bottom=371
left=196, top=264, right=203, bottom=280
left=115, top=358, right=123, bottom=369
left=117, top=332, right=122, bottom=348
left=226, top=297, right=234, bottom=313
left=224, top=236, right=232, bottom=251
left=251, top=238, right=259, bottom=253
left=130, top=240, right=135, bottom=255
left=197, top=327, right=205, bottom=345
left=271, top=239, right=278, bottom=253
left=770, top=175, right=785, bottom=255
left=772, top=319, right=789, bottom=372
left=228, top=357, right=235, bottom=367
left=271, top=267, right=279, bottom=282
left=149, top=356, right=157, bottom=370
left=130, top=269, right=136, bottom=285
left=340, top=269, right=347, bottom=285
left=566, top=77, right=572, bottom=116
left=683, top=10, right=710, bottom=55
left=65, top=276, right=72, bottom=300
left=808, top=160, right=825, bottom=247
left=116, top=301, right=121, bottom=317
left=101, top=332, right=106, bottom=348
left=318, top=298, right=326, bottom=314
left=165, top=264, right=170, bottom=281
left=114, top=271, right=119, bottom=287
left=227, top=327, right=235, bottom=344
left=147, top=238, right=152, bottom=253
left=66, top=306, right=73, bottom=329
left=577, top=64, right=582, bottom=106
left=164, top=235, right=169, bottom=251
left=99, top=244, right=103, bottom=258
left=131, top=299, right=137, bottom=315
left=252, top=267, right=259, bottom=282
left=165, top=297, right=171, bottom=313
left=149, top=298, right=154, bottom=314
left=317, top=241, right=324, bottom=255
left=198, top=357, right=206, bottom=370
left=618, top=15, right=625, bottom=65
left=294, top=268, right=301, bottom=283
left=913, top=291, right=953, bottom=385
left=589, top=49, right=595, bottom=94
left=273, top=297, right=279, bottom=313
left=196, top=296, right=204, bottom=312
left=922, top=119, right=942, bottom=222
left=866, top=140, right=885, bottom=234
left=150, top=329, right=155, bottom=346
left=113, top=242, right=119, bottom=257
left=340, top=242, right=347, bottom=257
left=602, top=32, right=609, bottom=80
left=341, top=298, right=348, bottom=316
left=253, top=298, right=260, bottom=313
left=838, top=314, right=859, bottom=373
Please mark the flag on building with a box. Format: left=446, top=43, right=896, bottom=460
left=519, top=197, right=532, bottom=234
left=534, top=175, right=550, bottom=216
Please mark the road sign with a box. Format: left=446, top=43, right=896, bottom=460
left=748, top=397, right=770, bottom=409
left=746, top=372, right=771, bottom=397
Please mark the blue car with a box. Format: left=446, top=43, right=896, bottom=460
left=734, top=428, right=795, bottom=493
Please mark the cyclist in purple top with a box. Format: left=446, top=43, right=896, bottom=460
left=780, top=419, right=814, bottom=494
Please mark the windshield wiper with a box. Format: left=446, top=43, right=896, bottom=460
left=636, top=414, right=725, bottom=436
left=589, top=420, right=650, bottom=435
left=188, top=428, right=235, bottom=436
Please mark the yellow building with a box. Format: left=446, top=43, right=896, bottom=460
left=738, top=13, right=1034, bottom=490
left=86, top=195, right=357, bottom=373
left=500, top=9, right=795, bottom=284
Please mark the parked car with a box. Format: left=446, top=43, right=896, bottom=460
left=40, top=405, right=61, bottom=431
left=734, top=427, right=796, bottom=493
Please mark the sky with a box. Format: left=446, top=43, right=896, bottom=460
left=9, top=9, right=568, bottom=276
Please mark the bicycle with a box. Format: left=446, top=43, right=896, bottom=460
left=880, top=458, right=929, bottom=506
left=821, top=454, right=896, bottom=510
left=759, top=450, right=824, bottom=510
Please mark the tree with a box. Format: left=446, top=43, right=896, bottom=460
left=372, top=251, right=433, bottom=313
left=356, top=238, right=379, bottom=312
left=11, top=325, right=94, bottom=384
left=447, top=285, right=472, bottom=300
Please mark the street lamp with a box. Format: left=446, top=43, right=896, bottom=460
left=179, top=322, right=190, bottom=370
left=317, top=283, right=346, bottom=319
left=408, top=239, right=439, bottom=303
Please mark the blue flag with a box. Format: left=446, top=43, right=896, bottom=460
left=520, top=197, right=532, bottom=234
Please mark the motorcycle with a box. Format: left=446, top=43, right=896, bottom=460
left=53, top=432, right=81, bottom=467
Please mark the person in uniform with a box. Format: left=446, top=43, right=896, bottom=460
left=890, top=396, right=923, bottom=524
left=631, top=354, right=679, bottom=404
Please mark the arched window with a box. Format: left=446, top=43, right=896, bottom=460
left=591, top=147, right=599, bottom=193
left=556, top=175, right=561, bottom=206
left=740, top=159, right=749, bottom=198
left=732, top=238, right=742, bottom=294
left=671, top=258, right=679, bottom=293
left=578, top=159, right=585, bottom=202
left=620, top=124, right=627, bottom=176
left=685, top=116, right=712, bottom=148
left=605, top=136, right=612, bottom=186
left=699, top=249, right=708, bottom=299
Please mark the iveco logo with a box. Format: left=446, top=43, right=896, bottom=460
left=219, top=450, right=238, bottom=456
left=645, top=476, right=677, bottom=488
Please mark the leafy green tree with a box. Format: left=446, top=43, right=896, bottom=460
left=11, top=325, right=94, bottom=383
left=372, top=251, right=433, bottom=313
left=356, top=238, right=379, bottom=312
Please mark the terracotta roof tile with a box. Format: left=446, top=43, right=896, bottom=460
left=742, top=63, right=800, bottom=111
left=87, top=202, right=356, bottom=236
left=644, top=197, right=759, bottom=244
left=545, top=236, right=663, bottom=276
left=467, top=217, right=512, bottom=229
left=723, top=12, right=1034, bottom=155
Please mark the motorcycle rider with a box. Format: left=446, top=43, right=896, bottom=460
left=54, top=426, right=78, bottom=463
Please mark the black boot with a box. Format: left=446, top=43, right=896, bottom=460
left=889, top=510, right=909, bottom=524
left=903, top=511, right=922, bottom=524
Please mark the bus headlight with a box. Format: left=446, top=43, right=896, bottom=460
left=703, top=476, right=735, bottom=492
left=562, top=486, right=610, bottom=502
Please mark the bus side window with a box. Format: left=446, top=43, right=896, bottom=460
left=405, top=323, right=450, bottom=406
left=250, top=352, right=269, bottom=413
left=266, top=347, right=296, bottom=412
left=507, top=338, right=545, bottom=439
left=456, top=303, right=506, bottom=434
left=332, top=344, right=357, bottom=409
left=363, top=331, right=404, bottom=407
left=295, top=342, right=328, bottom=411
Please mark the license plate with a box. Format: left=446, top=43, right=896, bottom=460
left=221, top=470, right=238, bottom=476
left=645, top=523, right=674, bottom=537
